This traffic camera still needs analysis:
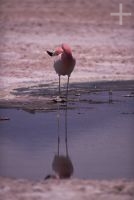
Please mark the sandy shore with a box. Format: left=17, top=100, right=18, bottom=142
left=0, top=177, right=134, bottom=200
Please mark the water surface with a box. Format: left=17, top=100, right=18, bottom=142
left=0, top=88, right=134, bottom=180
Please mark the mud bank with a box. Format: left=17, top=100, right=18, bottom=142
left=0, top=80, right=134, bottom=111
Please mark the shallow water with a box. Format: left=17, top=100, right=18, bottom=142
left=0, top=89, right=134, bottom=180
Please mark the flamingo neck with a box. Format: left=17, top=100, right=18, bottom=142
left=62, top=44, right=72, bottom=56
left=62, top=51, right=73, bottom=60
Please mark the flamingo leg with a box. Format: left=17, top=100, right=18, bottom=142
left=58, top=135, right=60, bottom=156
left=66, top=75, right=70, bottom=101
left=65, top=105, right=68, bottom=156
left=58, top=75, right=61, bottom=97
left=57, top=104, right=60, bottom=156
left=65, top=76, right=69, bottom=156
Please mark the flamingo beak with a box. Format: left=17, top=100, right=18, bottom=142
left=46, top=50, right=54, bottom=56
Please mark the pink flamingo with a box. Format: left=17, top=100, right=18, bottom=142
left=47, top=43, right=76, bottom=99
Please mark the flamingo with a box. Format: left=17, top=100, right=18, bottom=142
left=47, top=43, right=76, bottom=99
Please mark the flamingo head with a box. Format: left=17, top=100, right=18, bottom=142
left=46, top=46, right=63, bottom=57
left=61, top=43, right=72, bottom=55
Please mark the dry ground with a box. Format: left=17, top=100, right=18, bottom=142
left=0, top=0, right=134, bottom=100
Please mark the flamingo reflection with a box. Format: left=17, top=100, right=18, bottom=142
left=45, top=104, right=74, bottom=180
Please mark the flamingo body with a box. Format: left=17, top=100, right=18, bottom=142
left=54, top=53, right=75, bottom=76
left=54, top=44, right=75, bottom=76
